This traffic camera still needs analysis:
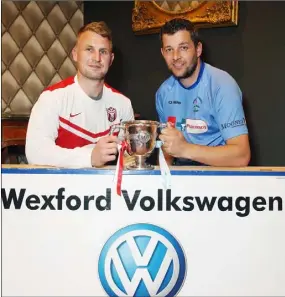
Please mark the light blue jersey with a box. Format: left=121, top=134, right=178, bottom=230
left=156, top=62, right=248, bottom=165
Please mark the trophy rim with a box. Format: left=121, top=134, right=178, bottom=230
left=121, top=120, right=159, bottom=127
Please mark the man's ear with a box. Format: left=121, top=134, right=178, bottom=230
left=72, top=46, right=77, bottom=62
left=196, top=42, right=202, bottom=58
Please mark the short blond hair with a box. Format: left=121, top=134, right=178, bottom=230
left=77, top=21, right=113, bottom=49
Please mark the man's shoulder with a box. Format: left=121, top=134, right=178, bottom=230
left=203, top=63, right=242, bottom=104
left=104, top=83, right=130, bottom=101
left=203, top=63, right=238, bottom=87
left=43, top=76, right=75, bottom=93
left=157, top=76, right=176, bottom=95
left=35, top=77, right=77, bottom=108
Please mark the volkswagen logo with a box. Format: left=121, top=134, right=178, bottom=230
left=98, top=223, right=186, bottom=296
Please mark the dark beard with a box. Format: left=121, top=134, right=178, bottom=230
left=173, top=59, right=198, bottom=80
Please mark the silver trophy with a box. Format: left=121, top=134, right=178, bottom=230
left=112, top=120, right=166, bottom=170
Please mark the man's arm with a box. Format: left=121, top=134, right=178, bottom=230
left=26, top=92, right=95, bottom=168
left=180, top=134, right=250, bottom=166
left=160, top=124, right=250, bottom=167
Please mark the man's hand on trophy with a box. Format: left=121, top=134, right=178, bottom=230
left=91, top=135, right=119, bottom=167
left=159, top=123, right=187, bottom=157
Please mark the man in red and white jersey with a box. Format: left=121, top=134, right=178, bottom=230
left=26, top=21, right=134, bottom=168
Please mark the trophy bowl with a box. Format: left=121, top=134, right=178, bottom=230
left=120, top=120, right=163, bottom=170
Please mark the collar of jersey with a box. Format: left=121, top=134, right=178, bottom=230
left=177, top=60, right=205, bottom=90
left=74, top=75, right=105, bottom=102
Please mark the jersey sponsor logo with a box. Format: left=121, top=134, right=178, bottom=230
left=193, top=97, right=202, bottom=112
left=168, top=100, right=181, bottom=104
left=166, top=117, right=186, bottom=131
left=221, top=118, right=246, bottom=130
left=176, top=118, right=186, bottom=131
left=106, top=107, right=117, bottom=122
left=186, top=119, right=208, bottom=134
left=69, top=112, right=82, bottom=118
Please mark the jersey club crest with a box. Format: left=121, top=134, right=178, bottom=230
left=106, top=107, right=117, bottom=122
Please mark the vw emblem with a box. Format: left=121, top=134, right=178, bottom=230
left=98, top=223, right=186, bottom=296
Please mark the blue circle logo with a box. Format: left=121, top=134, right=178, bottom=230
left=98, top=223, right=186, bottom=296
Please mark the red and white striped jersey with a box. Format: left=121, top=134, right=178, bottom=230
left=26, top=76, right=134, bottom=168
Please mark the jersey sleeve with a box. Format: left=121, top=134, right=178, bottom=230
left=213, top=76, right=248, bottom=141
left=155, top=89, right=166, bottom=123
left=25, top=91, right=94, bottom=168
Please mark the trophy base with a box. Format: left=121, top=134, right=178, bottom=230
left=125, top=155, right=154, bottom=170
left=126, top=163, right=154, bottom=170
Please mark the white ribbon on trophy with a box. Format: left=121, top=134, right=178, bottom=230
left=156, top=140, right=172, bottom=190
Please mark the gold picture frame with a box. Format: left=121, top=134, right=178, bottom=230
left=132, top=1, right=238, bottom=35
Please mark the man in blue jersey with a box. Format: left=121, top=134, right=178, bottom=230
left=156, top=18, right=250, bottom=166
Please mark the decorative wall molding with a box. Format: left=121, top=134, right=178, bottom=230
left=132, top=1, right=238, bottom=35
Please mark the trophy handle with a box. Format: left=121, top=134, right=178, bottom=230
left=155, top=122, right=167, bottom=148
left=157, top=123, right=167, bottom=136
left=109, top=124, right=129, bottom=150
left=158, top=122, right=167, bottom=130
left=109, top=124, right=124, bottom=136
